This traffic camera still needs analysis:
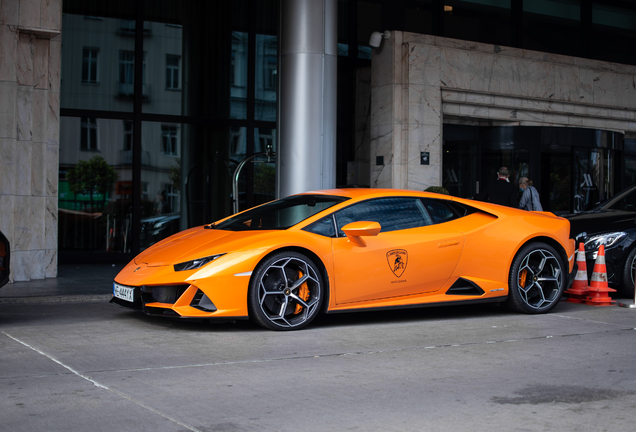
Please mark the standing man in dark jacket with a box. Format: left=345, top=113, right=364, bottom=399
left=477, top=167, right=519, bottom=207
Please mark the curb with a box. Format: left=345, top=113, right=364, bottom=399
left=0, top=294, right=112, bottom=304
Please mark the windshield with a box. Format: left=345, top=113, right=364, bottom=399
left=212, top=195, right=349, bottom=231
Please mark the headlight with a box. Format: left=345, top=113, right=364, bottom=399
left=174, top=254, right=225, bottom=272
left=583, top=232, right=627, bottom=252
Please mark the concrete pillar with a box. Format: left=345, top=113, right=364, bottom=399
left=278, top=0, right=337, bottom=197
left=0, top=0, right=62, bottom=281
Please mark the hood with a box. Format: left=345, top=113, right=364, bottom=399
left=134, top=226, right=281, bottom=266
left=565, top=209, right=636, bottom=237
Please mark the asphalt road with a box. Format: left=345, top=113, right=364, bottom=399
left=1, top=299, right=635, bottom=431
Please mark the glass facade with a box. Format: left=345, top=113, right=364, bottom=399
left=443, top=125, right=624, bottom=215
left=58, top=0, right=636, bottom=262
left=445, top=0, right=512, bottom=46
left=60, top=0, right=278, bottom=262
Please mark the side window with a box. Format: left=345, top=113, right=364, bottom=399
left=335, top=198, right=429, bottom=235
left=420, top=198, right=463, bottom=224
left=303, top=215, right=336, bottom=237
left=610, top=190, right=636, bottom=211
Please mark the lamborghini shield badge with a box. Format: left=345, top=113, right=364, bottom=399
left=387, top=249, right=408, bottom=278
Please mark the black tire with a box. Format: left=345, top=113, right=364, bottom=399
left=619, top=247, right=636, bottom=298
left=248, top=251, right=324, bottom=331
left=505, top=242, right=566, bottom=314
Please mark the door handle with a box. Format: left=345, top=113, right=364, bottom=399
left=437, top=239, right=460, bottom=248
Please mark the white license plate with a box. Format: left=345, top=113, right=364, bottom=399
left=113, top=282, right=135, bottom=302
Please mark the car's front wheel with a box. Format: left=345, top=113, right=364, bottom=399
left=505, top=242, right=565, bottom=314
left=248, top=251, right=324, bottom=330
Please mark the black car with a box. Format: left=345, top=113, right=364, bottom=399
left=565, top=185, right=636, bottom=296
left=0, top=229, right=10, bottom=288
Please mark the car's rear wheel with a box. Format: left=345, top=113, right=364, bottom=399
left=248, top=251, right=323, bottom=331
left=620, top=247, right=636, bottom=297
left=505, top=242, right=565, bottom=314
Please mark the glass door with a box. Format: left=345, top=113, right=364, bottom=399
left=442, top=140, right=479, bottom=198
left=572, top=148, right=614, bottom=213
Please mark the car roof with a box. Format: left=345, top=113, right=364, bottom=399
left=298, top=188, right=447, bottom=200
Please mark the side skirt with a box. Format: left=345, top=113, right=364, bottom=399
left=325, top=295, right=507, bottom=315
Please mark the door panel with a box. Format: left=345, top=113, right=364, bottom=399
left=333, top=225, right=464, bottom=304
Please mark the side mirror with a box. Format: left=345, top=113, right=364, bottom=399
left=342, top=221, right=381, bottom=238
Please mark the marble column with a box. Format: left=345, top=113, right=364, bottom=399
left=370, top=32, right=443, bottom=191
left=0, top=0, right=61, bottom=282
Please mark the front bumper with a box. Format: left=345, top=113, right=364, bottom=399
left=110, top=281, right=249, bottom=320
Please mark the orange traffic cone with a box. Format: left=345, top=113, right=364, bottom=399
left=585, top=245, right=616, bottom=306
left=565, top=243, right=589, bottom=303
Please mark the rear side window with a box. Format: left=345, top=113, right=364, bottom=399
left=420, top=198, right=467, bottom=224
left=608, top=189, right=636, bottom=211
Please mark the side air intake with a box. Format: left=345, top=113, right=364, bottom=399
left=445, top=278, right=485, bottom=296
left=191, top=289, right=218, bottom=312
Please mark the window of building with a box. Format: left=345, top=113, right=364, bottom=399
left=591, top=3, right=636, bottom=65
left=164, top=183, right=179, bottom=213
left=231, top=32, right=247, bottom=88
left=523, top=0, right=582, bottom=57
left=81, top=47, right=99, bottom=83
left=166, top=55, right=180, bottom=90
left=444, top=0, right=511, bottom=47
left=257, top=128, right=274, bottom=152
left=119, top=50, right=135, bottom=96
left=161, top=124, right=179, bottom=155
left=80, top=118, right=98, bottom=151
left=120, top=19, right=135, bottom=33
left=263, top=42, right=277, bottom=90
left=123, top=121, right=133, bottom=151
left=119, top=51, right=147, bottom=98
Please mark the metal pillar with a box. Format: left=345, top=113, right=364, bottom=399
left=278, top=0, right=337, bottom=198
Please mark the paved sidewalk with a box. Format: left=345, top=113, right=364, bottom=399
left=0, top=264, right=125, bottom=304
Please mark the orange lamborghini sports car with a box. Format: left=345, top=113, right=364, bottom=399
left=112, top=189, right=576, bottom=330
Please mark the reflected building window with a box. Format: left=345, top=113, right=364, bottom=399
left=82, top=47, right=99, bottom=83
left=164, top=184, right=179, bottom=214
left=119, top=51, right=147, bottom=98
left=80, top=118, right=98, bottom=151
left=257, top=128, right=274, bottom=152
left=123, top=121, right=133, bottom=151
left=231, top=33, right=247, bottom=88
left=120, top=19, right=135, bottom=33
left=166, top=55, right=181, bottom=90
left=161, top=124, right=179, bottom=156
left=119, top=51, right=135, bottom=96
left=263, top=42, right=277, bottom=90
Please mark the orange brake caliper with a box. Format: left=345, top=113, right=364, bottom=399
left=519, top=269, right=528, bottom=288
left=294, top=270, right=310, bottom=314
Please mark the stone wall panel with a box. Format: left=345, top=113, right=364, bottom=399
left=370, top=32, right=636, bottom=193
left=19, top=0, right=41, bottom=28
left=0, top=24, right=18, bottom=81
left=0, top=137, right=16, bottom=194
